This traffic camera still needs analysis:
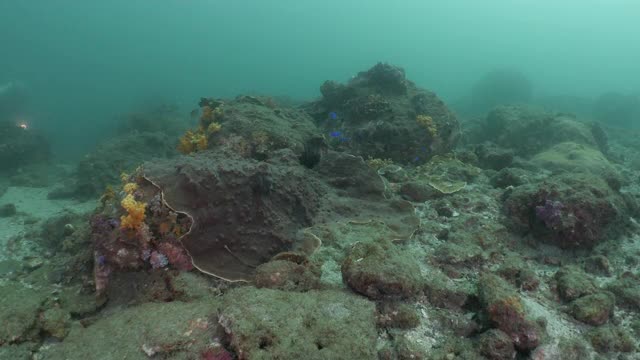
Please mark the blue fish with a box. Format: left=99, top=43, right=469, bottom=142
left=329, top=111, right=338, bottom=120
left=330, top=131, right=342, bottom=137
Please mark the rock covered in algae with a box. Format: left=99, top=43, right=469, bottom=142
left=503, top=172, right=631, bottom=249
left=0, top=282, right=48, bottom=345
left=568, top=292, right=615, bottom=326
left=341, top=240, right=423, bottom=300
left=254, top=258, right=321, bottom=292
left=478, top=273, right=543, bottom=352
left=218, top=287, right=378, bottom=359
left=37, top=300, right=220, bottom=359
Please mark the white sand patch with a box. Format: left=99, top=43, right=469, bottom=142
left=0, top=186, right=97, bottom=260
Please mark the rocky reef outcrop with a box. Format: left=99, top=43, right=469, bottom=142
left=91, top=144, right=419, bottom=295
left=305, top=62, right=460, bottom=164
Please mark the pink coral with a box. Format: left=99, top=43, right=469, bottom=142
left=158, top=242, right=194, bottom=271
left=149, top=251, right=169, bottom=268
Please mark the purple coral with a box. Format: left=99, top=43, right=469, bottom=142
left=149, top=251, right=169, bottom=269
left=535, top=200, right=564, bottom=229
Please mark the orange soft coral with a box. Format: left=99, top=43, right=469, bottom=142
left=120, top=194, right=146, bottom=230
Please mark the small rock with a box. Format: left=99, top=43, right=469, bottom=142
left=569, top=292, right=615, bottom=326
left=479, top=329, right=516, bottom=360
left=555, top=267, right=597, bottom=302
left=341, top=240, right=423, bottom=300
left=584, top=255, right=612, bottom=276
left=39, top=307, right=70, bottom=340
left=0, top=203, right=17, bottom=217
left=23, top=258, right=44, bottom=271
left=63, top=223, right=75, bottom=236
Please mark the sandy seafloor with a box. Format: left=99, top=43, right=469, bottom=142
left=0, top=186, right=96, bottom=262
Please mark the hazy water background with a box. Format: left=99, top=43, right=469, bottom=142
left=0, top=0, right=638, bottom=159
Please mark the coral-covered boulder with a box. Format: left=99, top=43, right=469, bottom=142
left=304, top=63, right=460, bottom=164
left=503, top=173, right=632, bottom=249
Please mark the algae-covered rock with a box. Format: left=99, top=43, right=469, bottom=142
left=554, top=267, right=597, bottom=302
left=341, top=240, right=423, bottom=300
left=376, top=302, right=420, bottom=329
left=568, top=292, right=615, bottom=326
left=478, top=329, right=516, bottom=360
left=255, top=259, right=321, bottom=291
left=39, top=307, right=71, bottom=340
left=588, top=325, right=636, bottom=353
left=606, top=275, right=640, bottom=310
left=478, top=273, right=542, bottom=352
left=37, top=300, right=219, bottom=359
left=529, top=338, right=592, bottom=360
left=219, top=287, right=377, bottom=359
left=530, top=142, right=621, bottom=188
left=0, top=343, right=36, bottom=360
left=481, top=105, right=598, bottom=156
left=0, top=282, right=46, bottom=345
left=423, top=270, right=473, bottom=310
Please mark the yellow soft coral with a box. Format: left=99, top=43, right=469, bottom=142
left=177, top=129, right=209, bottom=154
left=206, top=122, right=222, bottom=135
left=123, top=182, right=138, bottom=194
left=416, top=114, right=438, bottom=137
left=200, top=104, right=224, bottom=128
left=120, top=194, right=146, bottom=230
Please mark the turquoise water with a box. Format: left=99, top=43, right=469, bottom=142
left=1, top=1, right=638, bottom=158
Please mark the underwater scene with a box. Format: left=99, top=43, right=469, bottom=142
left=1, top=1, right=640, bottom=359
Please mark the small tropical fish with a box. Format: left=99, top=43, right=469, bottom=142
left=329, top=111, right=338, bottom=120
left=330, top=131, right=342, bottom=137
